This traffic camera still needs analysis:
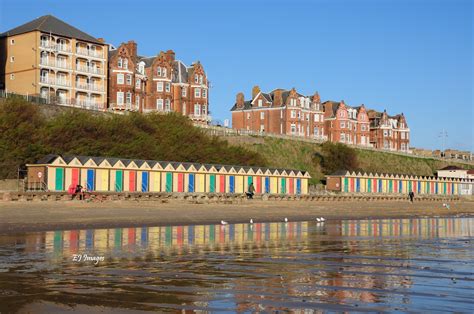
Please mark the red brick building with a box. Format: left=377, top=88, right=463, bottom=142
left=231, top=86, right=326, bottom=140
left=108, top=42, right=210, bottom=124
left=368, top=110, right=410, bottom=152
left=322, top=100, right=371, bottom=146
left=231, top=87, right=410, bottom=152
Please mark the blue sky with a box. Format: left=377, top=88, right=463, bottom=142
left=1, top=0, right=472, bottom=151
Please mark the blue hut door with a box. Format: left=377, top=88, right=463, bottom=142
left=188, top=174, right=195, bottom=192
left=87, top=169, right=95, bottom=191
left=265, top=177, right=270, bottom=193
left=296, top=179, right=301, bottom=194
left=141, top=172, right=149, bottom=192
left=229, top=175, right=235, bottom=193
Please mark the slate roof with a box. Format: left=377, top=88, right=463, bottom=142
left=30, top=154, right=309, bottom=177
left=439, top=166, right=464, bottom=171
left=0, top=15, right=103, bottom=44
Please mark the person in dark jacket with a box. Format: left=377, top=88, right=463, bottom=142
left=246, top=183, right=255, bottom=199
left=409, top=191, right=415, bottom=203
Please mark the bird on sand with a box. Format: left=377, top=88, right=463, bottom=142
left=284, top=218, right=288, bottom=223
left=221, top=220, right=228, bottom=225
left=250, top=219, right=254, bottom=224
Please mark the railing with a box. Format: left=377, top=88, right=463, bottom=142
left=110, top=103, right=139, bottom=111
left=75, top=64, right=104, bottom=75
left=40, top=42, right=72, bottom=53
left=40, top=58, right=72, bottom=70
left=76, top=48, right=104, bottom=59
left=189, top=114, right=212, bottom=121
left=76, top=100, right=100, bottom=110
left=75, top=82, right=104, bottom=92
left=39, top=76, right=71, bottom=87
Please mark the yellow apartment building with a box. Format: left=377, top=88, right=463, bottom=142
left=0, top=15, right=108, bottom=110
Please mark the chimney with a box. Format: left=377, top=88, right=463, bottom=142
left=126, top=40, right=137, bottom=57
left=273, top=90, right=283, bottom=106
left=236, top=92, right=245, bottom=108
left=166, top=50, right=175, bottom=61
left=97, top=38, right=105, bottom=43
left=252, top=85, right=261, bottom=99
left=312, top=91, right=320, bottom=103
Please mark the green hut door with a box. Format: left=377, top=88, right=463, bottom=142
left=55, top=168, right=64, bottom=191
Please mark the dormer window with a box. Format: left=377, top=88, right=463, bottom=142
left=117, top=58, right=123, bottom=68
left=258, top=99, right=262, bottom=107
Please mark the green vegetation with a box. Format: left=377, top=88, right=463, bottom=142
left=1, top=97, right=471, bottom=185
left=0, top=97, right=266, bottom=179
left=226, top=137, right=473, bottom=185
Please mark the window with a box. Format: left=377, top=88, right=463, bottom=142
left=182, top=88, right=187, bottom=97
left=126, top=74, right=132, bottom=85
left=123, top=59, right=128, bottom=69
left=194, top=104, right=201, bottom=116
left=383, top=130, right=388, bottom=136
left=138, top=63, right=145, bottom=74
left=10, top=56, right=14, bottom=62
left=136, top=95, right=140, bottom=107
left=156, top=67, right=161, bottom=77
left=194, top=74, right=199, bottom=83
left=165, top=82, right=170, bottom=92
left=117, top=74, right=124, bottom=84
left=280, top=110, right=283, bottom=118
left=401, top=143, right=406, bottom=150
left=126, top=92, right=132, bottom=104
left=260, top=112, right=265, bottom=119
left=163, top=68, right=167, bottom=77
left=247, top=113, right=250, bottom=119
left=165, top=99, right=171, bottom=111
left=401, top=132, right=405, bottom=139
left=340, top=133, right=346, bottom=142
left=10, top=74, right=14, bottom=80
left=202, top=105, right=207, bottom=115
left=156, top=98, right=163, bottom=111
left=290, top=99, right=296, bottom=106
left=347, top=122, right=351, bottom=129
left=195, top=88, right=201, bottom=98
left=202, top=89, right=207, bottom=98
left=157, top=82, right=163, bottom=92
left=314, top=127, right=319, bottom=135
left=291, top=124, right=296, bottom=134
left=306, top=114, right=309, bottom=121
left=291, top=110, right=296, bottom=118
left=10, top=39, right=15, bottom=45
left=258, top=99, right=262, bottom=107
left=361, top=124, right=366, bottom=131
left=340, top=121, right=345, bottom=128
left=135, top=78, right=141, bottom=89
left=117, top=92, right=124, bottom=105
left=199, top=75, right=203, bottom=84
left=182, top=102, right=186, bottom=115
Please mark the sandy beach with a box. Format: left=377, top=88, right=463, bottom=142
left=0, top=199, right=473, bottom=233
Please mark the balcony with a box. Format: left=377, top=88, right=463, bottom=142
left=76, top=48, right=104, bottom=59
left=76, top=100, right=101, bottom=110
left=39, top=76, right=71, bottom=87
left=75, top=64, right=104, bottom=75
left=40, top=58, right=72, bottom=70
left=75, top=82, right=104, bottom=92
left=40, top=42, right=72, bottom=53
left=112, top=103, right=139, bottom=111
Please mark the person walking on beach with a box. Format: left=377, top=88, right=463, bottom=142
left=409, top=191, right=415, bottom=203
left=246, top=182, right=255, bottom=199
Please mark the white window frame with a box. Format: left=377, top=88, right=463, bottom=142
left=258, top=99, right=262, bottom=107
left=260, top=112, right=265, bottom=119
left=117, top=92, right=124, bottom=105
left=202, top=89, right=207, bottom=98
left=117, top=74, right=124, bottom=84
left=135, top=78, right=141, bottom=89
left=291, top=110, right=296, bottom=118
left=136, top=95, right=140, bottom=107
left=165, top=99, right=171, bottom=111
left=194, top=104, right=201, bottom=116
left=123, top=59, right=128, bottom=69
left=117, top=58, right=123, bottom=68
left=194, top=74, right=199, bottom=83
left=10, top=39, right=15, bottom=45
left=165, top=82, right=171, bottom=92
left=195, top=88, right=201, bottom=98
left=156, top=67, right=162, bottom=77
left=126, top=74, right=132, bottom=85
left=156, top=98, right=164, bottom=111
left=182, top=88, right=187, bottom=97
left=10, top=56, right=15, bottom=62
left=291, top=123, right=296, bottom=134
left=157, top=81, right=164, bottom=92
left=340, top=121, right=345, bottom=128
left=163, top=68, right=167, bottom=77
left=126, top=92, right=132, bottom=104
left=10, top=74, right=15, bottom=80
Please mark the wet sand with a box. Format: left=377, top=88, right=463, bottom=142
left=0, top=199, right=473, bottom=233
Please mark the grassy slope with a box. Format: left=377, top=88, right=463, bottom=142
left=225, top=136, right=473, bottom=185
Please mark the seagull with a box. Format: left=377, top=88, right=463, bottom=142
left=250, top=219, right=253, bottom=224
left=320, top=217, right=326, bottom=222
left=221, top=220, right=228, bottom=225
left=316, top=218, right=322, bottom=222
left=284, top=218, right=288, bottom=223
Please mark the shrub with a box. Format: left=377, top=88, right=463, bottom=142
left=315, top=141, right=358, bottom=174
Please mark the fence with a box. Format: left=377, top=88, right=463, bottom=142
left=195, top=124, right=474, bottom=165
left=0, top=89, right=105, bottom=112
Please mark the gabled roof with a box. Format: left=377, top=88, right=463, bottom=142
left=0, top=15, right=103, bottom=44
left=34, top=154, right=58, bottom=164
left=439, top=165, right=465, bottom=171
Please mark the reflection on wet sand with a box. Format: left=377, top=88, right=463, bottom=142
left=0, top=217, right=473, bottom=313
